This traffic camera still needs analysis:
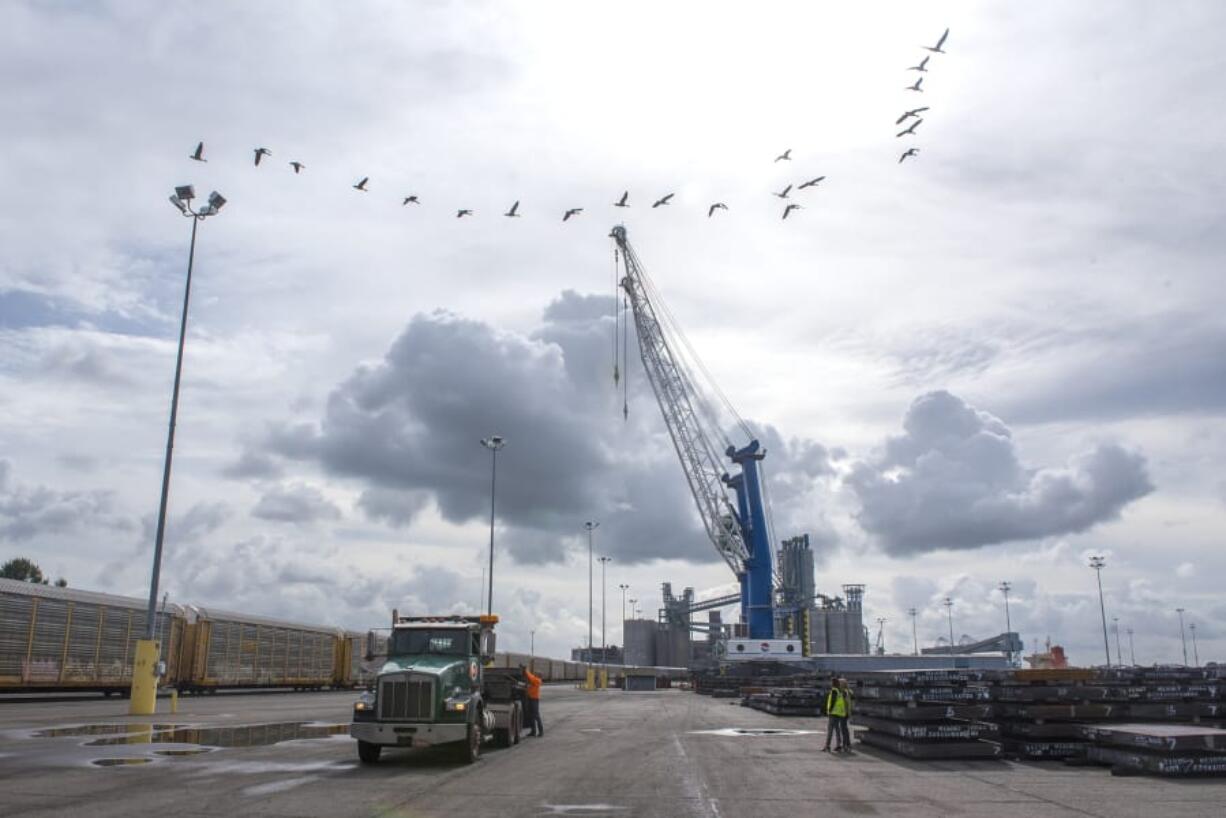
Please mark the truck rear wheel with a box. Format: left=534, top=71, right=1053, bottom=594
left=459, top=722, right=481, bottom=764
left=357, top=740, right=382, bottom=764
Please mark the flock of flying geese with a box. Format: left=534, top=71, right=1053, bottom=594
left=896, top=27, right=951, bottom=164
left=184, top=29, right=949, bottom=220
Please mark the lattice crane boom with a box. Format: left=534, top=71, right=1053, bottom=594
left=611, top=226, right=750, bottom=574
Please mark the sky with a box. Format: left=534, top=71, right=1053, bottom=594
left=1, top=1, right=1223, bottom=666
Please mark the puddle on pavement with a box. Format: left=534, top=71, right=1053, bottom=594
left=84, top=722, right=348, bottom=748
left=32, top=723, right=182, bottom=738
left=91, top=757, right=153, bottom=767
left=690, top=727, right=817, bottom=737
left=154, top=748, right=215, bottom=757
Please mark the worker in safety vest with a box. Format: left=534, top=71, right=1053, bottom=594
left=521, top=664, right=544, bottom=737
left=822, top=678, right=853, bottom=753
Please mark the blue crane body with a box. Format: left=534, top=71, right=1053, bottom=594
left=611, top=226, right=775, bottom=639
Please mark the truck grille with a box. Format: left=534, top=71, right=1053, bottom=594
left=379, top=675, right=433, bottom=720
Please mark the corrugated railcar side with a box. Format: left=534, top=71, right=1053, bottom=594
left=0, top=578, right=184, bottom=693
left=179, top=606, right=340, bottom=691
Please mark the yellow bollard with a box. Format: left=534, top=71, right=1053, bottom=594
left=584, top=667, right=596, bottom=691
left=128, top=639, right=160, bottom=716
left=170, top=689, right=179, bottom=714
left=599, top=669, right=608, bottom=690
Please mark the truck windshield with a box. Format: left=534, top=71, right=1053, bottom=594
left=389, top=628, right=469, bottom=657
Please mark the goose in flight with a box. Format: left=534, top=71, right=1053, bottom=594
left=614, top=191, right=629, bottom=207
left=896, top=119, right=922, bottom=138
left=708, top=203, right=728, bottom=217
left=189, top=142, right=206, bottom=162
left=353, top=177, right=369, bottom=191
left=253, top=147, right=271, bottom=166
left=563, top=207, right=583, bottom=221
left=924, top=28, right=950, bottom=54
left=798, top=176, right=825, bottom=190
left=652, top=193, right=674, bottom=208
left=290, top=161, right=305, bottom=174
left=906, top=77, right=924, bottom=93
left=505, top=200, right=521, bottom=217
left=782, top=203, right=802, bottom=220
left=457, top=209, right=473, bottom=218
left=895, top=106, right=929, bottom=125
left=775, top=148, right=792, bottom=162
left=402, top=195, right=419, bottom=205
left=899, top=148, right=920, bottom=163
left=773, top=184, right=793, bottom=199
left=909, top=56, right=930, bottom=73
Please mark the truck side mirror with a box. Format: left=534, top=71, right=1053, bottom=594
left=364, top=630, right=377, bottom=662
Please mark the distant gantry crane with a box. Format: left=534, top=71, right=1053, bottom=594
left=610, top=225, right=779, bottom=640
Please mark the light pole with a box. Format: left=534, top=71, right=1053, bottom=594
left=629, top=598, right=638, bottom=622
left=132, top=185, right=226, bottom=716
left=530, top=629, right=535, bottom=660
left=599, top=556, right=612, bottom=683
left=584, top=522, right=598, bottom=684
left=998, top=581, right=1014, bottom=666
left=875, top=617, right=887, bottom=654
left=1089, top=555, right=1111, bottom=667
left=1112, top=617, right=1123, bottom=667
left=1190, top=623, right=1199, bottom=667
left=618, top=583, right=630, bottom=658
left=908, top=607, right=918, bottom=655
left=480, top=435, right=505, bottom=615
left=1176, top=608, right=1188, bottom=666
left=1127, top=627, right=1136, bottom=665
left=943, top=597, right=955, bottom=662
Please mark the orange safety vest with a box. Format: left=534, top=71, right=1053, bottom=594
left=524, top=670, right=542, bottom=700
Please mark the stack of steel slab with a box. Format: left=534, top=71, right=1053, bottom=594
left=1081, top=723, right=1226, bottom=777
left=848, top=670, right=1000, bottom=759
left=743, top=686, right=825, bottom=716
left=993, top=669, right=1118, bottom=759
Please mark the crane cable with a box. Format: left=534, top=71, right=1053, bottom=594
left=613, top=247, right=620, bottom=387
left=633, top=256, right=736, bottom=451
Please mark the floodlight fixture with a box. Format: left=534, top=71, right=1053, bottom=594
left=169, top=195, right=188, bottom=214
left=207, top=191, right=226, bottom=212
left=175, top=185, right=196, bottom=202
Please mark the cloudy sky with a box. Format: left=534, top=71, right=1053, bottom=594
left=2, top=1, right=1223, bottom=666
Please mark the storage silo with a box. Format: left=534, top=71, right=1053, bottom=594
left=623, top=619, right=657, bottom=666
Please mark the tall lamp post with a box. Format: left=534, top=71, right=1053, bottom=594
left=1190, top=622, right=1199, bottom=667
left=1126, top=627, right=1136, bottom=666
left=998, top=581, right=1014, bottom=666
left=132, top=185, right=226, bottom=716
left=584, top=522, right=598, bottom=686
left=1176, top=608, right=1188, bottom=666
left=1089, top=555, right=1111, bottom=667
left=480, top=435, right=505, bottom=615
left=629, top=598, right=638, bottom=622
left=598, top=556, right=612, bottom=684
left=530, top=629, right=535, bottom=660
left=943, top=597, right=956, bottom=663
left=1112, top=617, right=1123, bottom=667
left=618, top=583, right=630, bottom=657
left=908, top=607, right=918, bottom=655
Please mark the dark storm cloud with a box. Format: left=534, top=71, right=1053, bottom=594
left=847, top=391, right=1153, bottom=556
left=0, top=459, right=132, bottom=541
left=252, top=483, right=341, bottom=524
left=254, top=291, right=836, bottom=565
left=222, top=449, right=284, bottom=480
left=999, top=317, right=1226, bottom=424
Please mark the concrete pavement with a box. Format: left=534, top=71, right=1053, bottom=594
left=2, top=686, right=1224, bottom=817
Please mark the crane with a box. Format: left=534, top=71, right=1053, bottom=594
left=610, top=226, right=776, bottom=639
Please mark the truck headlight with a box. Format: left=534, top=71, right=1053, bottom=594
left=444, top=696, right=469, bottom=712
left=354, top=692, right=376, bottom=712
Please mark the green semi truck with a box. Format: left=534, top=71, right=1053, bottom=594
left=349, top=613, right=526, bottom=764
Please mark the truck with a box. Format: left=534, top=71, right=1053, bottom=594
left=349, top=613, right=526, bottom=764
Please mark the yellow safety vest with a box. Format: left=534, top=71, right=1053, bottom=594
left=826, top=688, right=851, bottom=717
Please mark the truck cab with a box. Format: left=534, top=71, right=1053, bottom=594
left=349, top=614, right=524, bottom=764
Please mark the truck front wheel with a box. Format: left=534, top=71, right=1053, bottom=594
left=459, top=722, right=481, bottom=764
left=357, top=740, right=382, bottom=764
